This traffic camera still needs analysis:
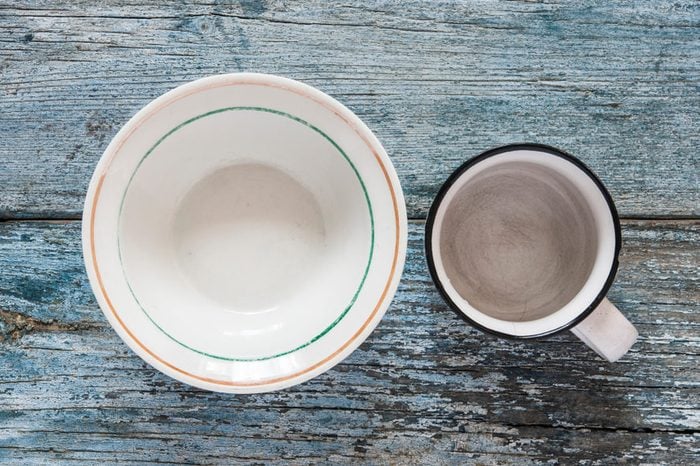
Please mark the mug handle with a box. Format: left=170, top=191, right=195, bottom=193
left=570, top=298, right=638, bottom=362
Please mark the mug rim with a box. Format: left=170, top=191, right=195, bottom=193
left=424, top=143, right=622, bottom=339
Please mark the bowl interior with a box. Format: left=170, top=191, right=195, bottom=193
left=119, top=107, right=372, bottom=360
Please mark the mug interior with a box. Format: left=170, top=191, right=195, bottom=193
left=428, top=147, right=619, bottom=337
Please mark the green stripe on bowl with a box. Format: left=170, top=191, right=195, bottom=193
left=117, top=107, right=374, bottom=362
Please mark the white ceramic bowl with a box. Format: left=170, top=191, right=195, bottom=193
left=82, top=73, right=407, bottom=393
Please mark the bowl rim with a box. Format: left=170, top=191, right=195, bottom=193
left=82, top=72, right=408, bottom=393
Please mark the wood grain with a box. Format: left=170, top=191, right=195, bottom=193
left=0, top=0, right=698, bottom=219
left=1, top=1, right=698, bottom=463
left=0, top=220, right=697, bottom=464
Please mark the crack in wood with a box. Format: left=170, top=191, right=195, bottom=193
left=498, top=421, right=700, bottom=435
left=0, top=308, right=98, bottom=341
left=1, top=217, right=699, bottom=223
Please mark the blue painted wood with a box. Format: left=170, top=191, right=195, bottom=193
left=0, top=0, right=699, bottom=463
left=0, top=220, right=698, bottom=463
left=0, top=1, right=698, bottom=218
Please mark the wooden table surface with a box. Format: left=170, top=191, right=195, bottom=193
left=1, top=1, right=698, bottom=464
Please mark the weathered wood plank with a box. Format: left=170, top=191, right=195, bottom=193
left=0, top=400, right=697, bottom=464
left=1, top=1, right=699, bottom=463
left=0, top=219, right=697, bottom=463
left=1, top=0, right=698, bottom=219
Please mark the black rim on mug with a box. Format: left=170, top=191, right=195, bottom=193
left=424, top=143, right=622, bottom=339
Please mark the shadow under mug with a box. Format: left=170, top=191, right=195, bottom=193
left=425, top=143, right=638, bottom=362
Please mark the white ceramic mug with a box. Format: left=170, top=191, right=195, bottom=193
left=425, top=144, right=637, bottom=362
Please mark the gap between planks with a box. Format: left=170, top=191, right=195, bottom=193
left=1, top=216, right=699, bottom=223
